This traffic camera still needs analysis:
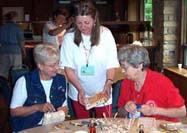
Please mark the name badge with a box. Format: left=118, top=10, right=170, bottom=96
left=81, top=65, right=95, bottom=76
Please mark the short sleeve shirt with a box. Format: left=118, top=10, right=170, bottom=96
left=118, top=69, right=185, bottom=122
left=60, top=26, right=119, bottom=106
left=10, top=76, right=67, bottom=109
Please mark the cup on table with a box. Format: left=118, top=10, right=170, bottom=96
left=178, top=63, right=182, bottom=69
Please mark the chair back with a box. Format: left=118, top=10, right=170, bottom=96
left=10, top=65, right=29, bottom=87
left=112, top=79, right=122, bottom=113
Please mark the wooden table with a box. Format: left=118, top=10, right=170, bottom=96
left=19, top=117, right=187, bottom=133
left=164, top=67, right=187, bottom=78
left=164, top=67, right=187, bottom=106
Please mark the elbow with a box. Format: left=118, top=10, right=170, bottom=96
left=64, top=67, right=75, bottom=78
left=10, top=109, right=18, bottom=117
left=182, top=107, right=186, bottom=117
left=179, top=106, right=186, bottom=117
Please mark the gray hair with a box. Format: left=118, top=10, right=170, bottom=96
left=33, top=43, right=59, bottom=65
left=118, top=44, right=150, bottom=69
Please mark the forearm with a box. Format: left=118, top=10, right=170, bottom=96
left=104, top=68, right=116, bottom=90
left=48, top=25, right=66, bottom=36
left=106, top=68, right=116, bottom=81
left=10, top=104, right=39, bottom=117
left=118, top=107, right=128, bottom=118
left=21, top=41, right=26, bottom=56
left=20, top=41, right=25, bottom=49
left=65, top=67, right=84, bottom=93
left=154, top=106, right=186, bottom=118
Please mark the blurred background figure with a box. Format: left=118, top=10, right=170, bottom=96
left=60, top=0, right=119, bottom=119
left=43, top=7, right=73, bottom=49
left=0, top=11, right=25, bottom=105
left=10, top=44, right=67, bottom=132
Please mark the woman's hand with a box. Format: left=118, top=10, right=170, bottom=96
left=78, top=89, right=86, bottom=105
left=36, top=102, right=56, bottom=113
left=102, top=79, right=113, bottom=99
left=124, top=101, right=137, bottom=113
left=64, top=67, right=86, bottom=105
left=57, top=106, right=68, bottom=115
left=140, top=104, right=156, bottom=116
left=57, top=106, right=68, bottom=113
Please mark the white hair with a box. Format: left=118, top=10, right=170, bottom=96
left=33, top=43, right=59, bottom=65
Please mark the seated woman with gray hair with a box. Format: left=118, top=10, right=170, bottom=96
left=117, top=44, right=186, bottom=122
left=10, top=44, right=67, bottom=132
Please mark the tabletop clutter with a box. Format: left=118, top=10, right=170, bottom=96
left=50, top=117, right=187, bottom=133
left=42, top=110, right=65, bottom=125
left=20, top=92, right=187, bottom=133
left=85, top=92, right=108, bottom=110
left=20, top=108, right=187, bottom=133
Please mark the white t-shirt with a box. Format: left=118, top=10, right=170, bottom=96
left=10, top=76, right=67, bottom=125
left=10, top=76, right=67, bottom=109
left=43, top=21, right=66, bottom=49
left=60, top=26, right=119, bottom=106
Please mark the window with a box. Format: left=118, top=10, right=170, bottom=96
left=144, top=0, right=153, bottom=24
left=141, top=0, right=153, bottom=46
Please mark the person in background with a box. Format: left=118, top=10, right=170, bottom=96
left=10, top=44, right=67, bottom=132
left=43, top=7, right=73, bottom=49
left=117, top=44, right=186, bottom=122
left=60, top=0, right=119, bottom=119
left=0, top=11, right=25, bottom=105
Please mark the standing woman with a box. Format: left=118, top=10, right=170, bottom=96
left=60, top=0, right=119, bottom=118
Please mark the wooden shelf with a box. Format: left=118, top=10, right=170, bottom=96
left=101, top=21, right=151, bottom=26
left=101, top=21, right=152, bottom=32
left=17, top=21, right=46, bottom=24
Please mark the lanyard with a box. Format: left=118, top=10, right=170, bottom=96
left=83, top=44, right=92, bottom=67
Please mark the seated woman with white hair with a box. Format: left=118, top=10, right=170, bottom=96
left=10, top=43, right=67, bottom=132
left=117, top=44, right=186, bottom=122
